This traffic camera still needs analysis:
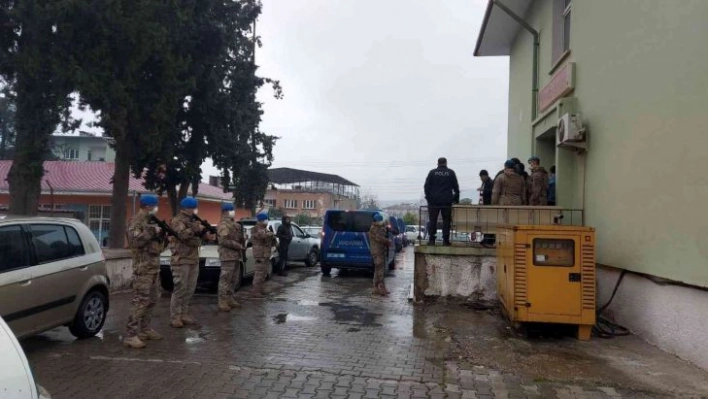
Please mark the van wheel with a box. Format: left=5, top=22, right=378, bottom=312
left=321, top=265, right=332, bottom=276
left=305, top=249, right=319, bottom=267
left=69, top=290, right=108, bottom=339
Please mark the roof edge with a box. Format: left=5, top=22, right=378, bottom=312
left=474, top=0, right=496, bottom=57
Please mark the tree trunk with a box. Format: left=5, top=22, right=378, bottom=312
left=167, top=186, right=179, bottom=216
left=108, top=144, right=130, bottom=249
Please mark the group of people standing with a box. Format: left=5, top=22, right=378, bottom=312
left=478, top=157, right=556, bottom=206
left=122, top=195, right=277, bottom=349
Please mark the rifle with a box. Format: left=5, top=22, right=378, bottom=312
left=192, top=214, right=217, bottom=236
left=149, top=215, right=182, bottom=242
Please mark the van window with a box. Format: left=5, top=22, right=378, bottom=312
left=65, top=226, right=86, bottom=257
left=30, top=224, right=74, bottom=264
left=0, top=225, right=29, bottom=272
left=326, top=211, right=373, bottom=233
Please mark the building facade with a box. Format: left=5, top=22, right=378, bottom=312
left=51, top=133, right=116, bottom=162
left=0, top=161, right=243, bottom=246
left=475, top=0, right=708, bottom=370
left=259, top=168, right=359, bottom=220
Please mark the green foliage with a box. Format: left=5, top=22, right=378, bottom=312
left=459, top=198, right=473, bottom=205
left=292, top=213, right=314, bottom=227
left=1, top=0, right=78, bottom=214
left=403, top=212, right=418, bottom=226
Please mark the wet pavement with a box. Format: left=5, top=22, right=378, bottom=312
left=22, top=248, right=708, bottom=399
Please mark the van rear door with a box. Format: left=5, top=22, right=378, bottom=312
left=322, top=211, right=374, bottom=264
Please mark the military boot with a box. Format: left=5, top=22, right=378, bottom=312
left=123, top=336, right=147, bottom=349
left=378, top=283, right=390, bottom=296
left=372, top=286, right=382, bottom=296
left=228, top=297, right=241, bottom=308
left=138, top=329, right=164, bottom=341
left=181, top=315, right=196, bottom=325
left=170, top=318, right=184, bottom=328
left=218, top=301, right=231, bottom=312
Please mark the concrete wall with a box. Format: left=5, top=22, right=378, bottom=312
left=413, top=246, right=496, bottom=302
left=104, top=249, right=133, bottom=292
left=597, top=266, right=708, bottom=372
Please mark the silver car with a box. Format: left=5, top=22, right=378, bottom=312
left=0, top=217, right=109, bottom=339
left=241, top=219, right=320, bottom=268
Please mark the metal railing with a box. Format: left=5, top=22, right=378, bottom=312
left=417, top=205, right=584, bottom=247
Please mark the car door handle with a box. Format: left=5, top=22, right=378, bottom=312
left=18, top=279, right=32, bottom=287
left=79, top=266, right=89, bottom=271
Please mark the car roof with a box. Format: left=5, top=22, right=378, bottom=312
left=0, top=216, right=81, bottom=223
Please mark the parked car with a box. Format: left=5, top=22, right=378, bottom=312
left=160, top=225, right=276, bottom=292
left=240, top=219, right=320, bottom=270
left=0, top=217, right=110, bottom=339
left=0, top=315, right=51, bottom=398
left=405, top=225, right=423, bottom=242
left=396, top=218, right=408, bottom=247
left=320, top=210, right=396, bottom=275
left=300, top=226, right=323, bottom=239
left=388, top=216, right=404, bottom=252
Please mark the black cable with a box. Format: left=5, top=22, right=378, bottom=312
left=593, top=270, right=631, bottom=338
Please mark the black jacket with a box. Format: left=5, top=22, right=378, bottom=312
left=424, top=166, right=460, bottom=206
left=481, top=179, right=493, bottom=205
left=276, top=219, right=293, bottom=245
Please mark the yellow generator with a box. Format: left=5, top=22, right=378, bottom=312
left=496, top=225, right=596, bottom=340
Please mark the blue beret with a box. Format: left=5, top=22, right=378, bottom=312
left=373, top=212, right=384, bottom=222
left=221, top=202, right=235, bottom=211
left=256, top=213, right=268, bottom=221
left=180, top=197, right=198, bottom=209
left=140, top=194, right=159, bottom=207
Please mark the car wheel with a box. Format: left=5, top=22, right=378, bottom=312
left=69, top=290, right=108, bottom=339
left=321, top=264, right=332, bottom=276
left=305, top=248, right=319, bottom=267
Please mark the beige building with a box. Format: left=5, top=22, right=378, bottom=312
left=475, top=0, right=708, bottom=370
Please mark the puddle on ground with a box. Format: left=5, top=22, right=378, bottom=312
left=298, top=300, right=324, bottom=306
left=319, top=303, right=382, bottom=327
left=272, top=313, right=317, bottom=324
left=346, top=327, right=361, bottom=332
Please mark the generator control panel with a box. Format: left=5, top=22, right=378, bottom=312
left=533, top=238, right=575, bottom=267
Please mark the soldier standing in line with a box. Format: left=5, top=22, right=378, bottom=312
left=217, top=203, right=245, bottom=312
left=527, top=156, right=550, bottom=206
left=123, top=194, right=164, bottom=349
left=169, top=197, right=210, bottom=328
left=275, top=216, right=293, bottom=277
left=492, top=160, right=528, bottom=205
left=250, top=213, right=275, bottom=298
left=369, top=212, right=392, bottom=296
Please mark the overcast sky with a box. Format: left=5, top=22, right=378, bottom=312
left=77, top=0, right=510, bottom=203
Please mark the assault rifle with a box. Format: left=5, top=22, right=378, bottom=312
left=192, top=214, right=217, bottom=236
left=149, top=215, right=181, bottom=242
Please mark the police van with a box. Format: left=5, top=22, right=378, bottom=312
left=320, top=210, right=396, bottom=276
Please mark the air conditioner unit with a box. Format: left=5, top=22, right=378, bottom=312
left=557, top=113, right=586, bottom=147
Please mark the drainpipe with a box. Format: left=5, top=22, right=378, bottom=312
left=493, top=0, right=539, bottom=120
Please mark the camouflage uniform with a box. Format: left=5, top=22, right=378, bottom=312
left=217, top=216, right=245, bottom=306
left=250, top=223, right=275, bottom=295
left=368, top=222, right=389, bottom=293
left=125, top=211, right=164, bottom=338
left=169, top=210, right=203, bottom=322
left=528, top=166, right=549, bottom=206
left=491, top=170, right=528, bottom=205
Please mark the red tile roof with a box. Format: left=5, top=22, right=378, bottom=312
left=0, top=161, right=231, bottom=201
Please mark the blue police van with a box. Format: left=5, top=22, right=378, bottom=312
left=320, top=209, right=396, bottom=276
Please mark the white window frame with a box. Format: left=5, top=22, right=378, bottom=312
left=562, top=0, right=572, bottom=53
left=284, top=199, right=298, bottom=209
left=303, top=200, right=316, bottom=210
left=88, top=205, right=111, bottom=246
left=64, top=147, right=79, bottom=160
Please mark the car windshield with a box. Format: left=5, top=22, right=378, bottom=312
left=326, top=211, right=372, bottom=233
